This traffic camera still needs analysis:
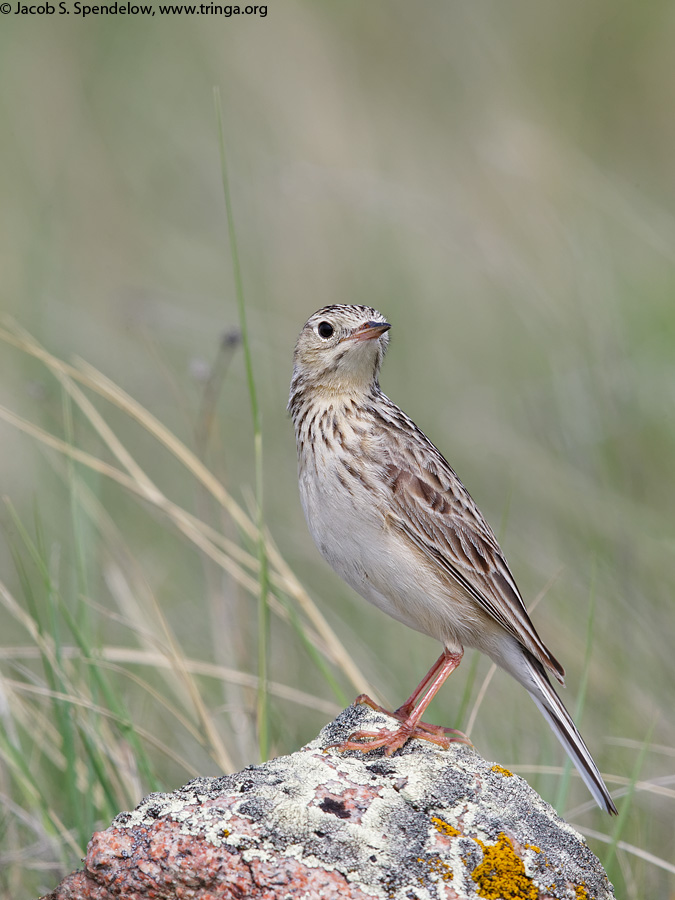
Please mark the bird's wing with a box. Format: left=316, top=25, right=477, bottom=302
left=382, top=431, right=564, bottom=683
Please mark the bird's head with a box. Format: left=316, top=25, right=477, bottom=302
left=290, top=305, right=391, bottom=403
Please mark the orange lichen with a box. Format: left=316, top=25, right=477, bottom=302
left=418, top=855, right=454, bottom=882
left=431, top=816, right=461, bottom=837
left=575, top=886, right=589, bottom=899
left=471, top=832, right=537, bottom=900
left=491, top=764, right=514, bottom=777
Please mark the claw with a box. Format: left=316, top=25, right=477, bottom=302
left=329, top=723, right=469, bottom=755
left=328, top=695, right=472, bottom=755
left=330, top=651, right=471, bottom=756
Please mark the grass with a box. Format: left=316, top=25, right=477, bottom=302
left=214, top=85, right=271, bottom=762
left=2, top=4, right=675, bottom=897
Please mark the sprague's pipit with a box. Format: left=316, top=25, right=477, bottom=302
left=288, top=304, right=617, bottom=814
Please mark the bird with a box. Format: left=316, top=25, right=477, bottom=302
left=288, top=304, right=617, bottom=815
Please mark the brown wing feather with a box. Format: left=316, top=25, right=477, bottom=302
left=383, top=438, right=565, bottom=683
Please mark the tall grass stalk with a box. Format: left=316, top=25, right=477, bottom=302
left=214, top=87, right=270, bottom=761
left=604, top=723, right=654, bottom=882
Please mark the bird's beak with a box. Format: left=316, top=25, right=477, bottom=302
left=350, top=321, right=391, bottom=342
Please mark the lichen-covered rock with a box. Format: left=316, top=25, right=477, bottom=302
left=42, top=704, right=615, bottom=899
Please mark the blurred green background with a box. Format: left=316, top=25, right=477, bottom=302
left=1, top=2, right=674, bottom=897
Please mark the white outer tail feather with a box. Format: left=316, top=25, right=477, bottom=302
left=524, top=656, right=617, bottom=814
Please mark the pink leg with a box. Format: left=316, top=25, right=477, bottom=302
left=395, top=649, right=455, bottom=718
left=401, top=649, right=464, bottom=728
left=331, top=648, right=470, bottom=755
left=351, top=649, right=458, bottom=719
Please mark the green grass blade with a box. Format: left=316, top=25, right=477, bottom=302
left=213, top=86, right=270, bottom=761
left=274, top=589, right=349, bottom=708
left=603, top=721, right=654, bottom=881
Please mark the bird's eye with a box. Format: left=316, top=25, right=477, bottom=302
left=317, top=321, right=334, bottom=339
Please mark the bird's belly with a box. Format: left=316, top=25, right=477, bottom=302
left=298, top=464, right=480, bottom=650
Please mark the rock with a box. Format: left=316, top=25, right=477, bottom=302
left=41, top=703, right=615, bottom=899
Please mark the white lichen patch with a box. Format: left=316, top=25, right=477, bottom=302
left=241, top=847, right=271, bottom=863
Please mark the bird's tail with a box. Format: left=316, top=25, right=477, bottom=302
left=521, top=655, right=617, bottom=814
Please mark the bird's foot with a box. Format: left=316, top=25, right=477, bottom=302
left=329, top=695, right=472, bottom=755
left=330, top=721, right=470, bottom=755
